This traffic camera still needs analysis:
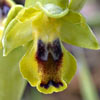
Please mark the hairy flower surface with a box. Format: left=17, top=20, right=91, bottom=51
left=2, top=0, right=99, bottom=94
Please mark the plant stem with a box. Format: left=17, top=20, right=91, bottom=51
left=73, top=48, right=99, bottom=100
left=0, top=47, right=27, bottom=100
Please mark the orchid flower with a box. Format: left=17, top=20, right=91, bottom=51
left=2, top=0, right=99, bottom=94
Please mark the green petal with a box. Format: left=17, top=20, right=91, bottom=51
left=4, top=5, right=23, bottom=30
left=62, top=44, right=77, bottom=84
left=25, top=0, right=69, bottom=9
left=69, top=0, right=86, bottom=11
left=37, top=2, right=69, bottom=18
left=2, top=7, right=42, bottom=56
left=20, top=41, right=39, bottom=87
left=60, top=11, right=99, bottom=49
left=16, top=7, right=42, bottom=22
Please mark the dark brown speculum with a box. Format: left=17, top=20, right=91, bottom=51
left=37, top=39, right=63, bottom=62
left=0, top=0, right=11, bottom=17
left=36, top=39, right=63, bottom=89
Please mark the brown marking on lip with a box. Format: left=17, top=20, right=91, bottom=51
left=36, top=52, right=63, bottom=72
left=35, top=39, right=64, bottom=88
left=40, top=80, right=63, bottom=89
left=37, top=53, right=63, bottom=88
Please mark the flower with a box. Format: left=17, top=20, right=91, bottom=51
left=2, top=0, right=99, bottom=94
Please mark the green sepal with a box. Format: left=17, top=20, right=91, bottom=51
left=2, top=18, right=33, bottom=56
left=69, top=0, right=86, bottom=11
left=25, top=0, right=69, bottom=9
left=4, top=5, right=23, bottom=30
left=60, top=11, right=99, bottom=50
left=62, top=44, right=77, bottom=84
left=2, top=7, right=42, bottom=56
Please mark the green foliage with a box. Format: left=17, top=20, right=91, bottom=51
left=73, top=48, right=99, bottom=100
left=0, top=47, right=26, bottom=100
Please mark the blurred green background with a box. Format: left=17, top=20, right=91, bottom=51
left=1, top=0, right=100, bottom=100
